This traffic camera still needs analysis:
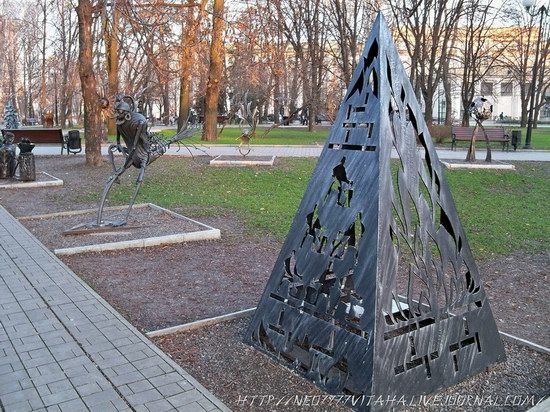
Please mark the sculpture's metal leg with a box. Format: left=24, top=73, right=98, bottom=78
left=96, top=165, right=130, bottom=226
left=121, top=159, right=147, bottom=224
left=465, top=124, right=479, bottom=162
left=479, top=121, right=492, bottom=162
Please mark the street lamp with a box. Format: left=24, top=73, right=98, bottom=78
left=522, top=0, right=548, bottom=149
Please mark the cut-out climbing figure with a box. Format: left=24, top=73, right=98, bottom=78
left=331, top=157, right=353, bottom=206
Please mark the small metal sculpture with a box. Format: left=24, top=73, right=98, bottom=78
left=97, top=94, right=195, bottom=227
left=466, top=96, right=493, bottom=162
left=237, top=97, right=259, bottom=156
left=245, top=13, right=505, bottom=410
left=69, top=93, right=195, bottom=232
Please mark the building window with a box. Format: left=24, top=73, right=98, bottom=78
left=501, top=82, right=513, bottom=96
left=481, top=82, right=493, bottom=96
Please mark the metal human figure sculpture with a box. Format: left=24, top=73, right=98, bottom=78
left=466, top=96, right=493, bottom=162
left=95, top=94, right=194, bottom=227
left=0, top=132, right=17, bottom=178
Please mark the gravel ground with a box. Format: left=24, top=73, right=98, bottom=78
left=1, top=155, right=549, bottom=411
left=154, top=318, right=550, bottom=412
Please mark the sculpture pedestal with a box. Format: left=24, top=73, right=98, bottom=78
left=19, top=153, right=36, bottom=181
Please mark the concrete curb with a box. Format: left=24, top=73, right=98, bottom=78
left=526, top=396, right=550, bottom=412
left=441, top=160, right=516, bottom=170
left=0, top=171, right=63, bottom=188
left=209, top=155, right=276, bottom=166
left=147, top=307, right=256, bottom=338
left=54, top=228, right=221, bottom=256
left=499, top=331, right=550, bottom=355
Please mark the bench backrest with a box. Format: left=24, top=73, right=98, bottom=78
left=452, top=126, right=507, bottom=139
left=2, top=128, right=64, bottom=144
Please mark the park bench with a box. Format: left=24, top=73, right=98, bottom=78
left=2, top=128, right=82, bottom=155
left=451, top=126, right=510, bottom=151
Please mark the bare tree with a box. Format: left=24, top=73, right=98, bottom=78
left=389, top=0, right=464, bottom=124
left=453, top=0, right=509, bottom=126
left=499, top=4, right=550, bottom=128
left=276, top=0, right=328, bottom=130
left=325, top=0, right=375, bottom=87
left=52, top=0, right=79, bottom=127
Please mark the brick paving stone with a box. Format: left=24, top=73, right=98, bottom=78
left=42, top=388, right=80, bottom=407
left=128, top=379, right=155, bottom=394
left=0, top=379, right=22, bottom=396
left=177, top=402, right=209, bottom=412
left=166, top=389, right=205, bottom=408
left=158, top=382, right=185, bottom=397
left=141, top=365, right=166, bottom=379
left=5, top=400, right=35, bottom=412
left=110, top=370, right=145, bottom=386
left=75, top=382, right=105, bottom=397
left=145, top=398, right=177, bottom=412
left=198, top=398, right=219, bottom=411
left=31, top=372, right=68, bottom=387
left=58, top=397, right=89, bottom=411
left=126, top=388, right=164, bottom=405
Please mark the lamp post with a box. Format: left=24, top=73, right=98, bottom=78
left=522, top=0, right=548, bottom=149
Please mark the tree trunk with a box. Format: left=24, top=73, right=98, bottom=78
left=178, top=0, right=208, bottom=132
left=77, top=0, right=103, bottom=166
left=106, top=2, right=119, bottom=136
left=202, top=0, right=225, bottom=141
left=178, top=77, right=191, bottom=129
left=40, top=0, right=47, bottom=114
left=424, top=94, right=434, bottom=125
left=162, top=83, right=170, bottom=125
left=461, top=98, right=470, bottom=127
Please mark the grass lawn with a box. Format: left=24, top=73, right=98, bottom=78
left=156, top=126, right=330, bottom=146
left=509, top=127, right=550, bottom=150
left=110, top=124, right=550, bottom=149
left=108, top=157, right=549, bottom=261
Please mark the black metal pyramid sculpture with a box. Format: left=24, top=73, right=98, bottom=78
left=244, top=13, right=505, bottom=407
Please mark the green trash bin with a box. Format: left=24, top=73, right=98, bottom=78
left=511, top=130, right=521, bottom=151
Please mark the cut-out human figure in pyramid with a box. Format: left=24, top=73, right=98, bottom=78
left=244, top=13, right=505, bottom=408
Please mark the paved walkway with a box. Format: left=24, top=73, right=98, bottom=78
left=0, top=206, right=229, bottom=411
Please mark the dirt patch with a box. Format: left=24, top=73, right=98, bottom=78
left=1, top=155, right=549, bottom=410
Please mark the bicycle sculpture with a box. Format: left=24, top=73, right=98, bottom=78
left=237, top=100, right=259, bottom=156
left=466, top=96, right=493, bottom=162
left=70, top=94, right=195, bottom=232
